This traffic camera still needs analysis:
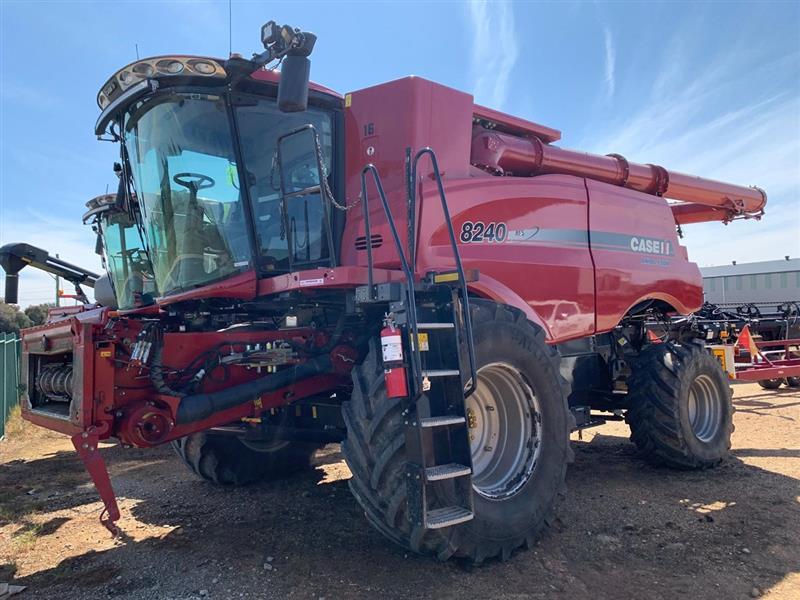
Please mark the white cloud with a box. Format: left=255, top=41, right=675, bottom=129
left=603, top=27, right=616, bottom=100
left=468, top=0, right=519, bottom=109
left=580, top=37, right=800, bottom=268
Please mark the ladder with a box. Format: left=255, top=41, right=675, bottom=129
left=355, top=148, right=478, bottom=530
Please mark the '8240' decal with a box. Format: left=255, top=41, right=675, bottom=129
left=459, top=221, right=508, bottom=243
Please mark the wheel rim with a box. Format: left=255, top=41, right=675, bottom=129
left=239, top=438, right=290, bottom=453
left=686, top=374, right=723, bottom=442
left=465, top=362, right=542, bottom=500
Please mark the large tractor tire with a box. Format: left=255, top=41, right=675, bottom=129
left=341, top=300, right=573, bottom=563
left=758, top=378, right=784, bottom=390
left=627, top=341, right=733, bottom=470
left=172, top=431, right=319, bottom=485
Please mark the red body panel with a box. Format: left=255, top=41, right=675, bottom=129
left=420, top=175, right=596, bottom=341
left=587, top=180, right=702, bottom=331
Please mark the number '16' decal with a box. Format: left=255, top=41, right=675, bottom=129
left=460, top=221, right=507, bottom=243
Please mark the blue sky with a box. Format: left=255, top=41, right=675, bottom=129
left=1, top=0, right=798, bottom=307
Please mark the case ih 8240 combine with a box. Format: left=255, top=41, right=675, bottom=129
left=0, top=22, right=778, bottom=562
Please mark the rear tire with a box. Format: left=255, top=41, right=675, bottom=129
left=627, top=341, right=733, bottom=469
left=172, top=432, right=319, bottom=485
left=758, top=379, right=783, bottom=390
left=785, top=377, right=800, bottom=388
left=341, top=299, right=573, bottom=562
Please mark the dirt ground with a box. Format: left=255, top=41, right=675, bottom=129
left=0, top=382, right=798, bottom=600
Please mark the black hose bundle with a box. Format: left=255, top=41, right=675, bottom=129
left=175, top=354, right=332, bottom=424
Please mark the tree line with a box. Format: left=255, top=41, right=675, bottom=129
left=0, top=302, right=54, bottom=334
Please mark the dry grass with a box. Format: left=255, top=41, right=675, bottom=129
left=3, top=405, right=26, bottom=439
left=2, top=405, right=63, bottom=443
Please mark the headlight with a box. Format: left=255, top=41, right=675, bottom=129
left=132, top=62, right=155, bottom=77
left=156, top=59, right=184, bottom=74
left=188, top=60, right=216, bottom=75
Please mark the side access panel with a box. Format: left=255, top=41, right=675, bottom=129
left=416, top=174, right=596, bottom=343
left=587, top=179, right=703, bottom=332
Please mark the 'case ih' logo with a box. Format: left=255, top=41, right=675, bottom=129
left=629, top=236, right=672, bottom=256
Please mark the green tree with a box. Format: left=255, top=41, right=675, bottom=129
left=24, top=303, right=54, bottom=326
left=0, top=302, right=32, bottom=334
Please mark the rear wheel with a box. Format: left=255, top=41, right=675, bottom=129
left=758, top=379, right=784, bottom=390
left=785, top=377, right=800, bottom=388
left=172, top=431, right=319, bottom=485
left=341, top=300, right=572, bottom=562
left=627, top=341, right=733, bottom=469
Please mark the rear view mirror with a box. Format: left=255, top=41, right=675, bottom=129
left=278, top=55, right=311, bottom=113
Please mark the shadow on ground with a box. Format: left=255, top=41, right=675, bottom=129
left=2, top=430, right=798, bottom=600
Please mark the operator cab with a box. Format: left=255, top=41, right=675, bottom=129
left=84, top=193, right=156, bottom=310
left=94, top=22, right=341, bottom=302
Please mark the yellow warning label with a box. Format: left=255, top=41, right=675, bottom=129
left=418, top=333, right=429, bottom=352
left=711, top=348, right=727, bottom=371
left=433, top=272, right=459, bottom=283
left=344, top=94, right=352, bottom=108
left=99, top=350, right=112, bottom=358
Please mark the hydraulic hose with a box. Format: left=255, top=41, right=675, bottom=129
left=175, top=354, right=332, bottom=424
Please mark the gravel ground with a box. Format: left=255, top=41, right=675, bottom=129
left=0, top=381, right=798, bottom=600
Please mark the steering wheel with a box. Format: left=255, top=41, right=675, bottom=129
left=173, top=172, right=215, bottom=191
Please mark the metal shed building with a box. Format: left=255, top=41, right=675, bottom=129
left=701, top=258, right=800, bottom=305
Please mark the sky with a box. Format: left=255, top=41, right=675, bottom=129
left=0, top=0, right=798, bottom=307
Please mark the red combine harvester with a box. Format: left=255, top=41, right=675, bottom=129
left=0, top=21, right=781, bottom=562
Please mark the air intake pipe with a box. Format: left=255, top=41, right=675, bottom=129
left=470, top=128, right=766, bottom=224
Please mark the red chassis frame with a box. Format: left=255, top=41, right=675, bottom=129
left=19, top=267, right=386, bottom=531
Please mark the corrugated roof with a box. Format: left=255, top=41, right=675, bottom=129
left=701, top=258, right=800, bottom=278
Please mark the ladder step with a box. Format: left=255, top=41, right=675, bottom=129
left=425, top=463, right=471, bottom=482
left=416, top=322, right=455, bottom=330
left=420, top=415, right=465, bottom=428
left=426, top=506, right=474, bottom=529
left=421, top=369, right=460, bottom=378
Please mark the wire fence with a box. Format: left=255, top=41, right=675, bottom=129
left=0, top=333, right=21, bottom=440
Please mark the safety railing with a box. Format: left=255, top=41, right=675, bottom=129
left=0, top=333, right=21, bottom=440
left=359, top=147, right=477, bottom=398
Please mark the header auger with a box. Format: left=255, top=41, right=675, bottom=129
left=2, top=19, right=770, bottom=562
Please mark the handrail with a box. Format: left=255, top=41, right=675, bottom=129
left=359, top=165, right=424, bottom=394
left=409, top=148, right=478, bottom=396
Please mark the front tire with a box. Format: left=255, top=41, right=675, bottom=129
left=172, top=431, right=319, bottom=485
left=341, top=300, right=572, bottom=562
left=627, top=341, right=733, bottom=469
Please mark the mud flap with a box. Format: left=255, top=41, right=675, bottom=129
left=71, top=429, right=121, bottom=535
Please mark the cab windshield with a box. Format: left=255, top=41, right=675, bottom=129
left=123, top=92, right=336, bottom=295
left=100, top=211, right=157, bottom=310
left=124, top=94, right=251, bottom=295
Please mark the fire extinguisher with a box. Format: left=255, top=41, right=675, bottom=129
left=381, top=318, right=409, bottom=399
